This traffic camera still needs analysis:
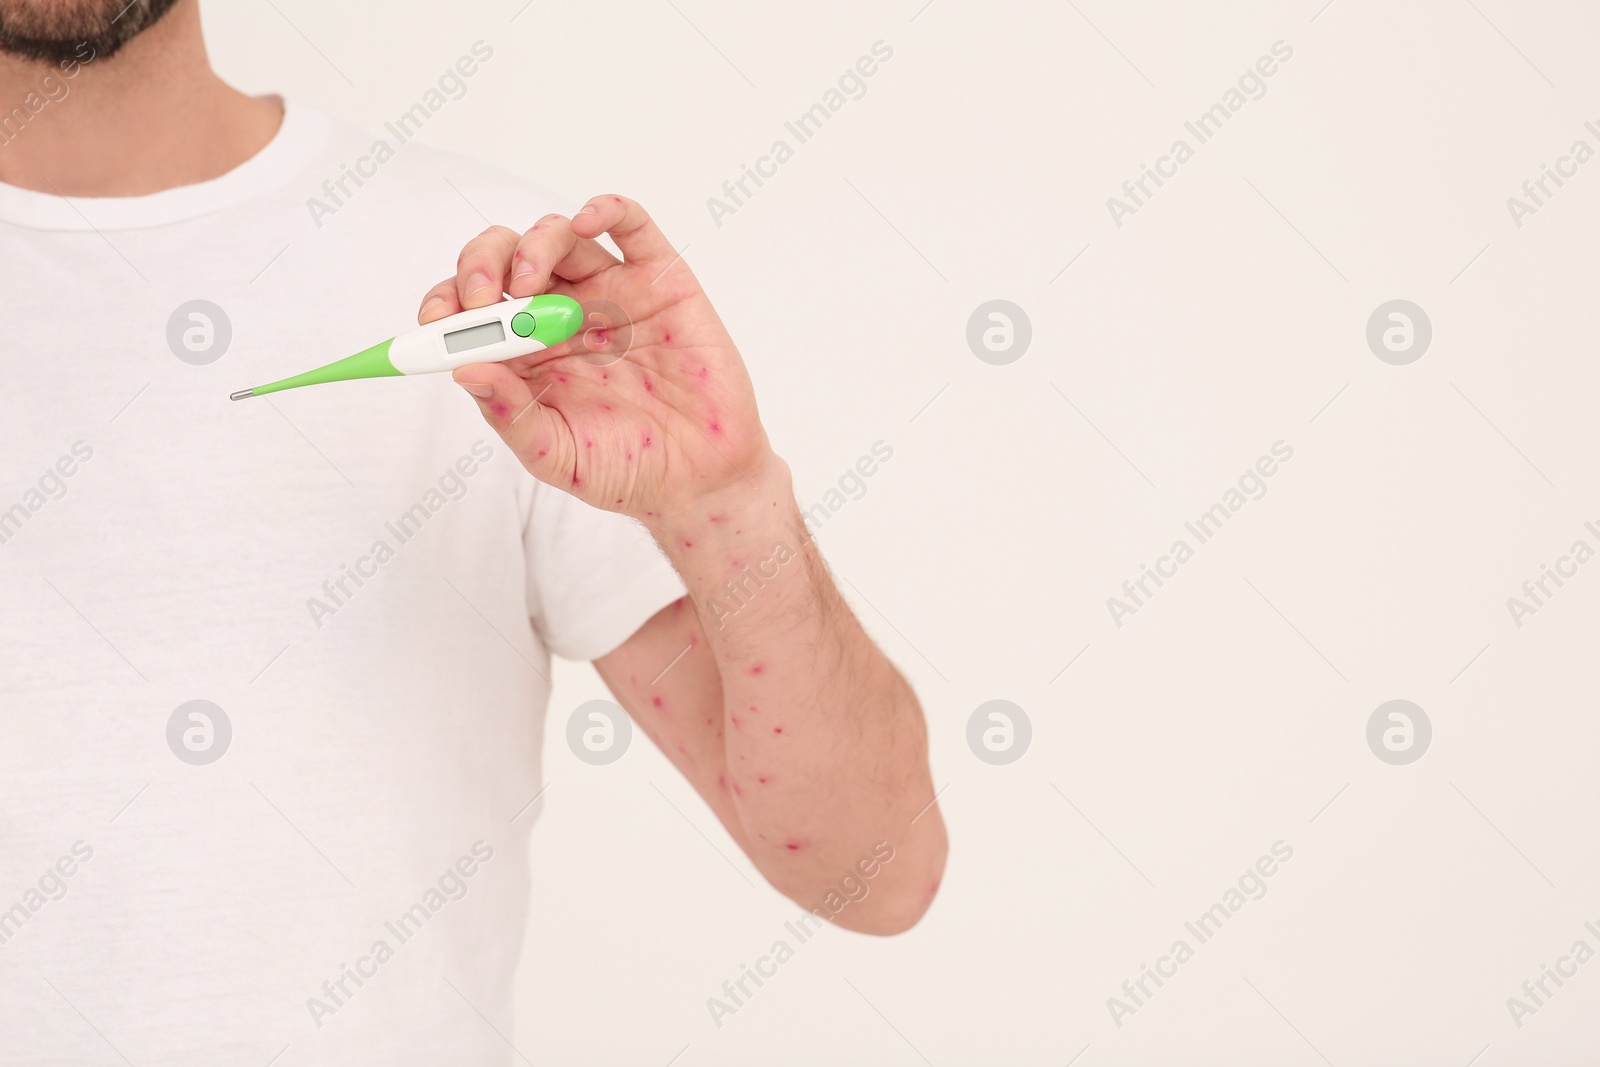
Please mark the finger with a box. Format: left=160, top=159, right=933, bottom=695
left=452, top=362, right=576, bottom=487
left=417, top=277, right=464, bottom=325
left=508, top=214, right=619, bottom=297
left=571, top=194, right=677, bottom=265
left=455, top=224, right=522, bottom=309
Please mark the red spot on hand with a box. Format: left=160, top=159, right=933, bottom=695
left=615, top=497, right=623, bottom=503
left=757, top=776, right=769, bottom=785
left=673, top=599, right=685, bottom=613
left=642, top=435, right=653, bottom=449
left=643, top=378, right=654, bottom=394
left=717, top=773, right=726, bottom=790
left=663, top=332, right=672, bottom=342
left=490, top=402, right=510, bottom=418
left=709, top=514, right=726, bottom=524
left=772, top=726, right=783, bottom=735
left=612, top=196, right=623, bottom=203
left=651, top=695, right=664, bottom=708
left=585, top=438, right=594, bottom=448
left=571, top=474, right=582, bottom=487
left=683, top=539, right=694, bottom=548
left=749, top=664, right=764, bottom=675
left=732, top=782, right=744, bottom=798
left=730, top=715, right=742, bottom=728
left=783, top=841, right=804, bottom=852
left=708, top=421, right=721, bottom=435
left=747, top=705, right=759, bottom=714
left=698, top=367, right=709, bottom=379
left=730, top=558, right=744, bottom=569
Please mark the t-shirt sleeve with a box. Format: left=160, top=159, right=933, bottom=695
left=523, top=478, right=686, bottom=661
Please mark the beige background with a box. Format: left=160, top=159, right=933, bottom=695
left=211, top=0, right=1600, bottom=1063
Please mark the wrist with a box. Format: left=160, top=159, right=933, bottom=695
left=645, top=450, right=797, bottom=551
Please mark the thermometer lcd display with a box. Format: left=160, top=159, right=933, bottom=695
left=443, top=319, right=507, bottom=354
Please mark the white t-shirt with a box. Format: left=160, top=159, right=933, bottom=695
left=0, top=99, right=684, bottom=1065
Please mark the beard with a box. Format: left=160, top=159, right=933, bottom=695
left=0, top=0, right=181, bottom=64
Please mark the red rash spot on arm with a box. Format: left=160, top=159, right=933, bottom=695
left=536, top=449, right=547, bottom=457
left=683, top=540, right=694, bottom=548
left=772, top=726, right=783, bottom=734
left=490, top=402, right=510, bottom=418
left=783, top=841, right=804, bottom=852
left=749, top=664, right=764, bottom=675
left=651, top=696, right=664, bottom=708
left=757, top=776, right=769, bottom=785
left=709, top=514, right=726, bottom=524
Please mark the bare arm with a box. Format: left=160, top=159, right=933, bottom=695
left=597, top=459, right=946, bottom=933
left=421, top=195, right=946, bottom=933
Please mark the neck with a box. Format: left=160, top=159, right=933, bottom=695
left=0, top=0, right=280, bottom=196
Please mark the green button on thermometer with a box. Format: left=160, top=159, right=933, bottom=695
left=229, top=294, right=583, bottom=401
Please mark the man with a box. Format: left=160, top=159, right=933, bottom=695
left=0, top=1, right=946, bottom=1062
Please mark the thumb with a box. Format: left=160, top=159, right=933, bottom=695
left=453, top=363, right=577, bottom=489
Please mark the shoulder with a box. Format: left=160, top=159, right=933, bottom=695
left=294, top=99, right=577, bottom=234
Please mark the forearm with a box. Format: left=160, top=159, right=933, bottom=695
left=646, top=455, right=946, bottom=932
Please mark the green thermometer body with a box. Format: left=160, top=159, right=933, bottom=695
left=229, top=294, right=582, bottom=401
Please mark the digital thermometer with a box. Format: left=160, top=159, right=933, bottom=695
left=229, top=293, right=583, bottom=401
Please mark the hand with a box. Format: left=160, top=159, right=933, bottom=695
left=419, top=196, right=776, bottom=523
